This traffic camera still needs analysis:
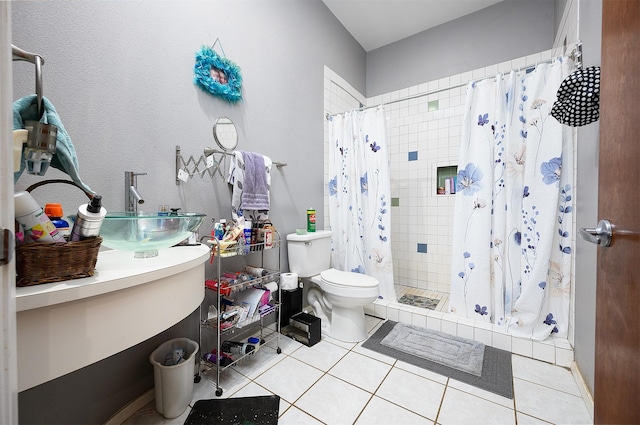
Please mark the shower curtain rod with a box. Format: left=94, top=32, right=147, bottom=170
left=326, top=41, right=583, bottom=121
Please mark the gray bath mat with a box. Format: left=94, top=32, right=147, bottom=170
left=397, top=294, right=440, bottom=310
left=381, top=322, right=485, bottom=376
left=363, top=320, right=513, bottom=399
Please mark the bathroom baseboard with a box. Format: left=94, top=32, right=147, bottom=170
left=104, top=389, right=155, bottom=425
left=571, top=361, right=594, bottom=421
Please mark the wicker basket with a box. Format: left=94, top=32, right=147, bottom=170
left=15, top=180, right=101, bottom=287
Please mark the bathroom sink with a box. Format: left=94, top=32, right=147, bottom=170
left=99, top=212, right=206, bottom=257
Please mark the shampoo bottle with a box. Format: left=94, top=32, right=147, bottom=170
left=70, top=195, right=107, bottom=241
left=14, top=191, right=66, bottom=243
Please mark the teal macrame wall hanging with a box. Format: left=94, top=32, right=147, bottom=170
left=194, top=40, right=242, bottom=103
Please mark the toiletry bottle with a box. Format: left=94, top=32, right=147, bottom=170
left=221, top=340, right=255, bottom=355
left=307, top=208, right=316, bottom=232
left=245, top=265, right=269, bottom=277
left=44, top=203, right=71, bottom=239
left=219, top=218, right=227, bottom=239
left=214, top=221, right=224, bottom=240
left=14, top=191, right=66, bottom=243
left=243, top=220, right=252, bottom=254
left=70, top=195, right=107, bottom=241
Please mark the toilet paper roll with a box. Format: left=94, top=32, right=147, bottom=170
left=280, top=272, right=299, bottom=290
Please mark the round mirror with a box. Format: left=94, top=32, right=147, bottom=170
left=212, top=117, right=238, bottom=152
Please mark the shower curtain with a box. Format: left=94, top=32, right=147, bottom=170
left=328, top=107, right=396, bottom=301
left=450, top=58, right=573, bottom=340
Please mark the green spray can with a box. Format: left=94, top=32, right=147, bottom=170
left=306, top=208, right=316, bottom=232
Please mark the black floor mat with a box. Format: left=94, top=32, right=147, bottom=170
left=184, top=395, right=280, bottom=425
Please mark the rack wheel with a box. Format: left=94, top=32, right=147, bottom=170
left=216, top=388, right=223, bottom=397
left=277, top=347, right=282, bottom=354
left=194, top=374, right=201, bottom=383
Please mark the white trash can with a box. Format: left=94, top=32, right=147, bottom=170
left=149, top=338, right=199, bottom=419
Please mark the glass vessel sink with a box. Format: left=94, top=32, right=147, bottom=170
left=99, top=212, right=206, bottom=258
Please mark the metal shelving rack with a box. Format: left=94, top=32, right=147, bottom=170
left=198, top=231, right=282, bottom=397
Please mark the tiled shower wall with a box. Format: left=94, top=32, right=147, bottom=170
left=325, top=48, right=564, bottom=296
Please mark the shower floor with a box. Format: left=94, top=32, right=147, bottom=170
left=394, top=284, right=449, bottom=313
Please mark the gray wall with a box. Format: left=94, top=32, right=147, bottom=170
left=12, top=1, right=365, bottom=423
left=573, top=0, right=602, bottom=397
left=366, top=0, right=555, bottom=96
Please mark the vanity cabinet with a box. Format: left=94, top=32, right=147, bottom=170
left=200, top=231, right=282, bottom=396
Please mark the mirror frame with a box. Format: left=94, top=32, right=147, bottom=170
left=213, top=117, right=238, bottom=152
left=194, top=45, right=242, bottom=103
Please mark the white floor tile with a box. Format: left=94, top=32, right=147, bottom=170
left=447, top=378, right=514, bottom=409
left=227, top=381, right=289, bottom=416
left=123, top=299, right=592, bottom=425
left=253, top=356, right=323, bottom=403
left=375, top=367, right=445, bottom=421
left=438, top=387, right=515, bottom=425
left=355, top=395, right=434, bottom=424
left=353, top=340, right=397, bottom=365
left=230, top=345, right=286, bottom=380
left=278, top=406, right=325, bottom=425
left=267, top=333, right=303, bottom=355
left=194, top=367, right=249, bottom=400
left=514, top=378, right=592, bottom=424
left=328, top=351, right=393, bottom=392
left=516, top=411, right=555, bottom=424
left=512, top=354, right=581, bottom=396
left=296, top=374, right=372, bottom=425
left=122, top=401, right=189, bottom=425
left=290, top=339, right=349, bottom=372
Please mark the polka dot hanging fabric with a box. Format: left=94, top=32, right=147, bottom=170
left=551, top=66, right=600, bottom=127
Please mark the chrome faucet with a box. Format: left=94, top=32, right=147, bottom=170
left=125, top=171, right=146, bottom=214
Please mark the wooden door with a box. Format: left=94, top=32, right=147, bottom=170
left=594, top=0, right=640, bottom=423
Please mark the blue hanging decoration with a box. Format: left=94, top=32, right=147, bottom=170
left=193, top=40, right=242, bottom=103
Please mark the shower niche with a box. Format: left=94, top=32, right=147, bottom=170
left=436, top=165, right=457, bottom=195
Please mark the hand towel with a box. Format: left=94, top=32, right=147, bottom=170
left=240, top=151, right=270, bottom=211
left=13, top=95, right=94, bottom=194
left=227, top=151, right=271, bottom=220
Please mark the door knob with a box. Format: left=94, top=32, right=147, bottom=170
left=579, top=219, right=613, bottom=247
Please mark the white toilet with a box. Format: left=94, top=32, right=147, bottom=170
left=286, top=230, right=379, bottom=342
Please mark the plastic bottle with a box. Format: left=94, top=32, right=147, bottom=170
left=245, top=265, right=269, bottom=277
left=243, top=220, right=252, bottom=253
left=14, top=191, right=66, bottom=243
left=221, top=340, right=255, bottom=355
left=44, top=203, right=71, bottom=239
left=70, top=195, right=107, bottom=241
left=214, top=221, right=224, bottom=240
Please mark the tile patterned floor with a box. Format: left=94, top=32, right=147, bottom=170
left=123, top=316, right=592, bottom=425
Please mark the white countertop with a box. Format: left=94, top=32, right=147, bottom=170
left=16, top=244, right=211, bottom=312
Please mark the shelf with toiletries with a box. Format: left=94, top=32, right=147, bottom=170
left=199, top=227, right=282, bottom=397
left=436, top=165, right=458, bottom=195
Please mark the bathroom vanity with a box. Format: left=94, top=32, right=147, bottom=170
left=15, top=244, right=210, bottom=392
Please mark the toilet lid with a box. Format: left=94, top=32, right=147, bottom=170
left=320, top=268, right=379, bottom=288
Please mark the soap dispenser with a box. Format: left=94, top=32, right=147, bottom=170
left=70, top=195, right=107, bottom=241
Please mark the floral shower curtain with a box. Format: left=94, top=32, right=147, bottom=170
left=450, top=58, right=573, bottom=340
left=328, top=107, right=396, bottom=302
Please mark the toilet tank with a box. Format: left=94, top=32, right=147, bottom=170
left=286, top=230, right=332, bottom=277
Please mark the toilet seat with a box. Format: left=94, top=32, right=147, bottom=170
left=320, top=268, right=378, bottom=288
